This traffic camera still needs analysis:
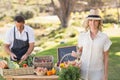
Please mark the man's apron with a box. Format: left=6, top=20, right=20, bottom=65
left=11, top=27, right=29, bottom=61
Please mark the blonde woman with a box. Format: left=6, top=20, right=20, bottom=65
left=72, top=9, right=112, bottom=80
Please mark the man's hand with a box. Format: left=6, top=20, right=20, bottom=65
left=10, top=52, right=17, bottom=61
left=19, top=54, right=28, bottom=64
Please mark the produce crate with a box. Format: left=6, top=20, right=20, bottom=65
left=0, top=67, right=34, bottom=76
left=33, top=55, right=54, bottom=69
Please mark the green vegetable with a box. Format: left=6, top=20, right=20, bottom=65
left=0, top=74, right=6, bottom=80
left=19, top=54, right=34, bottom=67
left=58, top=65, right=81, bottom=80
left=0, top=57, right=4, bottom=61
left=4, top=57, right=19, bottom=69
left=26, top=55, right=34, bottom=67
left=8, top=61, right=20, bottom=69
left=19, top=61, right=27, bottom=67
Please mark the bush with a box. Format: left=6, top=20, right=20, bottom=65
left=103, top=15, right=117, bottom=23
left=0, top=74, right=5, bottom=80
left=27, top=22, right=58, bottom=29
left=0, top=14, right=5, bottom=20
left=16, top=9, right=34, bottom=20
left=0, top=40, right=3, bottom=46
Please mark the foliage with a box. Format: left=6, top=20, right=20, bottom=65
left=0, top=14, right=5, bottom=20
left=27, top=22, right=58, bottom=29
left=0, top=74, right=6, bottom=80
left=103, top=23, right=113, bottom=28
left=0, top=40, right=3, bottom=46
left=103, top=15, right=117, bottom=23
left=14, top=54, right=34, bottom=67
left=4, top=57, right=19, bottom=69
left=26, top=54, right=35, bottom=67
left=16, top=9, right=34, bottom=20
left=58, top=65, right=80, bottom=80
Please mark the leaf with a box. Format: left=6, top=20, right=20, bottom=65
left=58, top=65, right=81, bottom=80
left=0, top=74, right=6, bottom=80
left=4, top=57, right=19, bottom=69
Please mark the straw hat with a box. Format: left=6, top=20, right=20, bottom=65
left=87, top=9, right=101, bottom=20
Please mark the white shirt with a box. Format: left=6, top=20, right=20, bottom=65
left=4, top=25, right=35, bottom=48
left=78, top=30, right=112, bottom=71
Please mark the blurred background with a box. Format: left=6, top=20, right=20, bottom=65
left=0, top=0, right=120, bottom=79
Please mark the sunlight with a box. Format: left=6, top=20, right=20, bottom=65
left=115, top=52, right=120, bottom=56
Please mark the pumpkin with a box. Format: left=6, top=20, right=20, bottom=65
left=52, top=68, right=56, bottom=75
left=47, top=70, right=52, bottom=76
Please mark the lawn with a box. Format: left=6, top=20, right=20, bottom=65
left=36, top=36, right=120, bottom=80
left=108, top=37, right=120, bottom=80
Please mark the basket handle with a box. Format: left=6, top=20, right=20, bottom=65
left=60, top=53, right=71, bottom=63
left=60, top=51, right=81, bottom=63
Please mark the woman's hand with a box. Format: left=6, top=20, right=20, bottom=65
left=71, top=51, right=77, bottom=57
left=103, top=75, right=108, bottom=80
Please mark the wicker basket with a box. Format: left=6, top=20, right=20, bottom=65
left=33, top=55, right=54, bottom=69
left=0, top=67, right=34, bottom=76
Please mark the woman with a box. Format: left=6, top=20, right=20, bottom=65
left=72, top=9, right=112, bottom=80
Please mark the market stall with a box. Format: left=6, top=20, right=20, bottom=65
left=0, top=46, right=81, bottom=80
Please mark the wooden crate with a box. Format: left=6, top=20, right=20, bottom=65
left=33, top=55, right=54, bottom=69
left=0, top=67, right=34, bottom=76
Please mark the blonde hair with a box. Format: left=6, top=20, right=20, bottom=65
left=82, top=18, right=103, bottom=32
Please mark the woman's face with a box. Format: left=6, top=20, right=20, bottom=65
left=88, top=19, right=100, bottom=30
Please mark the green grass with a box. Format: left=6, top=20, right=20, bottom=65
left=36, top=39, right=77, bottom=63
left=37, top=36, right=120, bottom=80
left=108, top=37, right=120, bottom=80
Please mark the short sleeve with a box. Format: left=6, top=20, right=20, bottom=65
left=104, top=36, right=112, bottom=52
left=28, top=27, right=35, bottom=43
left=4, top=30, right=12, bottom=44
left=78, top=32, right=84, bottom=48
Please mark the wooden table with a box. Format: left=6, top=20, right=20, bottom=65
left=4, top=75, right=58, bottom=80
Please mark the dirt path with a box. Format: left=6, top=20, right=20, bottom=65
left=0, top=26, right=11, bottom=41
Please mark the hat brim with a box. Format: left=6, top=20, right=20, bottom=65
left=87, top=17, right=101, bottom=20
left=87, top=15, right=101, bottom=20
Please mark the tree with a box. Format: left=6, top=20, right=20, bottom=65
left=116, top=0, right=120, bottom=23
left=51, top=0, right=77, bottom=28
left=87, top=0, right=103, bottom=8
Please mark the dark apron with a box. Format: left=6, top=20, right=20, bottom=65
left=11, top=27, right=29, bottom=61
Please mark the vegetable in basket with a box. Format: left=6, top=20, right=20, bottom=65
left=58, top=65, right=81, bottom=80
left=0, top=74, right=6, bottom=80
left=5, top=57, right=19, bottom=69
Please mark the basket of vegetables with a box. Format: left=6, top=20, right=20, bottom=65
left=33, top=55, right=54, bottom=69
left=0, top=57, right=34, bottom=76
left=58, top=65, right=81, bottom=80
left=57, top=53, right=81, bottom=80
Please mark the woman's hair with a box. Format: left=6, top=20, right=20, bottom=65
left=82, top=9, right=103, bottom=32
left=82, top=18, right=103, bottom=32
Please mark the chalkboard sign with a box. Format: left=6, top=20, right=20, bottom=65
left=57, top=46, right=77, bottom=63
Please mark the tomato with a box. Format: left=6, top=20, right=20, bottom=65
left=23, top=64, right=28, bottom=68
